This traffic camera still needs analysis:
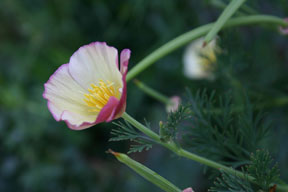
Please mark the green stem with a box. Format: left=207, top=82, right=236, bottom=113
left=121, top=112, right=288, bottom=192
left=126, top=15, right=287, bottom=82
left=211, top=0, right=228, bottom=10
left=178, top=148, right=252, bottom=179
left=121, top=112, right=246, bottom=177
left=122, top=112, right=161, bottom=142
left=211, top=0, right=257, bottom=15
left=241, top=4, right=257, bottom=15
left=257, top=96, right=288, bottom=109
left=204, top=0, right=246, bottom=44
left=133, top=79, right=171, bottom=105
left=212, top=0, right=245, bottom=17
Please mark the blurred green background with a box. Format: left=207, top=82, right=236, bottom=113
left=0, top=0, right=288, bottom=191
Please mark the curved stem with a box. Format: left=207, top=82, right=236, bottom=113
left=126, top=15, right=287, bottom=81
left=133, top=79, right=171, bottom=105
left=121, top=112, right=246, bottom=177
left=121, top=112, right=288, bottom=192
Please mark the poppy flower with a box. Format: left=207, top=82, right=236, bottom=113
left=183, top=37, right=219, bottom=80
left=43, top=42, right=131, bottom=130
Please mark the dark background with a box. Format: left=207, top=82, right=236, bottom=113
left=0, top=0, right=288, bottom=191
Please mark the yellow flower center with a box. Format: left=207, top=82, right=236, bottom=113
left=83, top=80, right=121, bottom=112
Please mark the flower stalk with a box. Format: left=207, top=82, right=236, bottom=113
left=121, top=112, right=288, bottom=192
left=126, top=15, right=287, bottom=81
left=133, top=79, right=171, bottom=105
left=211, top=0, right=256, bottom=15
left=204, top=0, right=246, bottom=45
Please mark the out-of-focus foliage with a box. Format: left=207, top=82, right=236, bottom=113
left=182, top=90, right=271, bottom=167
left=247, top=150, right=280, bottom=191
left=0, top=0, right=288, bottom=192
left=209, top=150, right=280, bottom=192
left=209, top=170, right=253, bottom=192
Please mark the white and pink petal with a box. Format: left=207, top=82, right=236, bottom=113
left=43, top=64, right=97, bottom=129
left=68, top=42, right=123, bottom=90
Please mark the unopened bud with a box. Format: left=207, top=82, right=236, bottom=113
left=183, top=187, right=194, bottom=192
left=166, top=96, right=181, bottom=113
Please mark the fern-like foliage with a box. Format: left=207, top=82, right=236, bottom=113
left=128, top=140, right=153, bottom=153
left=109, top=121, right=153, bottom=154
left=159, top=105, right=189, bottom=142
left=182, top=89, right=271, bottom=167
left=209, top=150, right=280, bottom=192
left=209, top=170, right=253, bottom=192
left=247, top=150, right=280, bottom=191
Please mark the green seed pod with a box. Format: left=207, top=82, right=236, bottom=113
left=109, top=149, right=181, bottom=192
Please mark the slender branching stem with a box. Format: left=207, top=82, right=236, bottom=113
left=121, top=112, right=288, bottom=192
left=133, top=79, right=171, bottom=105
left=126, top=15, right=287, bottom=82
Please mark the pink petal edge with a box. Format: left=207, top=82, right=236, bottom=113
left=43, top=63, right=70, bottom=122
left=120, top=49, right=131, bottom=75
left=43, top=64, right=97, bottom=130
left=113, top=49, right=131, bottom=118
left=96, top=96, right=120, bottom=123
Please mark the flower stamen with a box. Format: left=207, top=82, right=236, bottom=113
left=198, top=48, right=217, bottom=71
left=84, top=80, right=121, bottom=112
